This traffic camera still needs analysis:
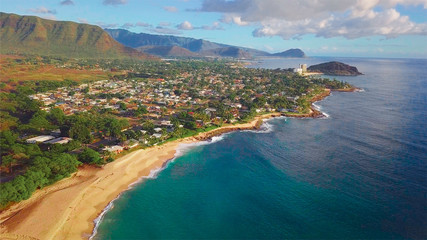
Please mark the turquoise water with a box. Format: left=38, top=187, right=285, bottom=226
left=94, top=58, right=427, bottom=239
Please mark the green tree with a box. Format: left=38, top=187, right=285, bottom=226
left=0, top=112, right=19, bottom=131
left=49, top=154, right=81, bottom=180
left=48, top=108, right=66, bottom=126
left=184, top=121, right=197, bottom=130
left=118, top=102, right=127, bottom=111
left=27, top=111, right=52, bottom=131
left=141, top=120, right=155, bottom=134
left=1, top=155, right=16, bottom=173
left=0, top=130, right=17, bottom=149
left=134, top=105, right=148, bottom=116
left=78, top=148, right=103, bottom=165
left=69, top=124, right=92, bottom=143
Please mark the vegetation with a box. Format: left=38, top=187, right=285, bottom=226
left=0, top=130, right=81, bottom=207
left=78, top=148, right=103, bottom=165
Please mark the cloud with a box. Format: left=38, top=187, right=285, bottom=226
left=78, top=18, right=89, bottom=24
left=60, top=0, right=74, bottom=6
left=174, top=21, right=225, bottom=31
left=201, top=21, right=224, bottom=30
left=136, top=22, right=152, bottom=27
left=96, top=22, right=119, bottom=29
left=40, top=15, right=57, bottom=20
left=90, top=21, right=151, bottom=29
left=263, top=44, right=274, bottom=51
left=103, top=0, right=127, bottom=5
left=163, top=6, right=179, bottom=12
left=150, top=26, right=182, bottom=35
left=158, top=22, right=171, bottom=27
left=121, top=23, right=134, bottom=29
left=177, top=21, right=194, bottom=30
left=198, top=0, right=427, bottom=39
left=28, top=7, right=57, bottom=14
left=221, top=15, right=249, bottom=26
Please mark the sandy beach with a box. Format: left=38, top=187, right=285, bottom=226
left=0, top=113, right=282, bottom=240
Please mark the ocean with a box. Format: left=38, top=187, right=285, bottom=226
left=93, top=57, right=427, bottom=239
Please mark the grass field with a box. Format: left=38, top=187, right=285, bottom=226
left=0, top=55, right=111, bottom=91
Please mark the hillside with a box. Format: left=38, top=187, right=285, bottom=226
left=106, top=28, right=229, bottom=53
left=137, top=45, right=199, bottom=57
left=0, top=12, right=156, bottom=59
left=308, top=61, right=363, bottom=76
left=105, top=28, right=306, bottom=59
left=200, top=47, right=252, bottom=58
left=272, top=48, right=306, bottom=58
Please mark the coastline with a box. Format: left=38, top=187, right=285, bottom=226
left=0, top=89, right=337, bottom=240
left=0, top=113, right=281, bottom=240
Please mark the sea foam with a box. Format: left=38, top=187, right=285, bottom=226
left=312, top=102, right=331, bottom=119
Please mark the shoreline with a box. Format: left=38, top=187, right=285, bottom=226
left=0, top=89, right=336, bottom=240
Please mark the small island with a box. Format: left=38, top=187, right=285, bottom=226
left=308, top=61, right=363, bottom=76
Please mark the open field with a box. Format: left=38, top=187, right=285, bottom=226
left=0, top=55, right=111, bottom=91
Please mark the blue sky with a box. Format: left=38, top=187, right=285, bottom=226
left=2, top=0, right=427, bottom=58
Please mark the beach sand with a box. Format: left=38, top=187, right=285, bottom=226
left=0, top=113, right=281, bottom=240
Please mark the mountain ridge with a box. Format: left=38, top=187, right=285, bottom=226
left=105, top=28, right=306, bottom=59
left=0, top=12, right=156, bottom=60
left=137, top=45, right=199, bottom=57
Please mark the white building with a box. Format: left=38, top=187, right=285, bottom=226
left=26, top=135, right=55, bottom=144
left=45, top=137, right=72, bottom=145
left=103, top=145, right=124, bottom=153
left=300, top=64, right=307, bottom=72
left=293, top=68, right=303, bottom=74
left=293, top=64, right=307, bottom=75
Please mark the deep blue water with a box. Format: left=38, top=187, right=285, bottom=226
left=94, top=57, right=427, bottom=240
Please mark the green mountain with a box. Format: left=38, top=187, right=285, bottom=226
left=105, top=28, right=306, bottom=59
left=0, top=12, right=156, bottom=59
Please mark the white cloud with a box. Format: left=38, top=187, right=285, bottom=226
left=27, top=7, right=57, bottom=14
left=40, top=15, right=57, bottom=20
left=202, top=21, right=224, bottom=30
left=96, top=22, right=119, bottom=29
left=199, top=0, right=427, bottom=39
left=163, top=6, right=179, bottom=12
left=263, top=44, right=274, bottom=51
left=158, top=22, right=171, bottom=27
left=136, top=22, right=152, bottom=27
left=78, top=18, right=88, bottom=23
left=151, top=26, right=182, bottom=35
left=121, top=23, right=134, bottom=29
left=177, top=21, right=194, bottom=30
left=221, top=15, right=249, bottom=26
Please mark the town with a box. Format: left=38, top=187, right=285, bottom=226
left=0, top=58, right=352, bottom=207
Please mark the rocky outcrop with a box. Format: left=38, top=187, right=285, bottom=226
left=308, top=61, right=362, bottom=76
